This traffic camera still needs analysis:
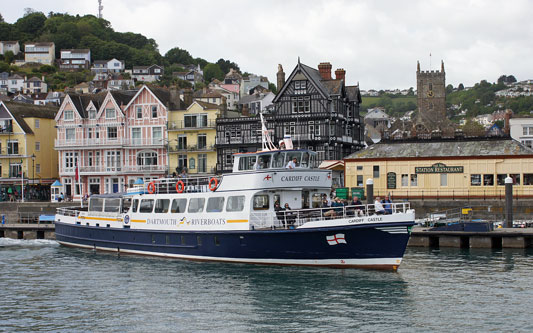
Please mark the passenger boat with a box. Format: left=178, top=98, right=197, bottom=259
left=55, top=119, right=415, bottom=270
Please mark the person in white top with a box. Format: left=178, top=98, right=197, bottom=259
left=286, top=157, right=297, bottom=169
left=374, top=197, right=385, bottom=215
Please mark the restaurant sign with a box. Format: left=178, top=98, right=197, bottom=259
left=415, top=163, right=464, bottom=174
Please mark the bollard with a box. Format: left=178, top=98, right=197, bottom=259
left=505, top=176, right=513, bottom=228
left=366, top=178, right=374, bottom=205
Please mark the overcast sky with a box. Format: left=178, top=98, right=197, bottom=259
left=3, top=0, right=532, bottom=90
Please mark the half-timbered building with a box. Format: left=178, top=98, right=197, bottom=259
left=215, top=60, right=364, bottom=173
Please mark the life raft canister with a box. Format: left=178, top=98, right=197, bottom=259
left=208, top=178, right=218, bottom=191
left=176, top=180, right=185, bottom=193
left=147, top=182, right=156, bottom=194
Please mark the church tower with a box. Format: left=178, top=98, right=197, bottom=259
left=414, top=60, right=448, bottom=133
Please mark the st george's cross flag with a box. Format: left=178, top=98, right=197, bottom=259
left=326, top=234, right=347, bottom=245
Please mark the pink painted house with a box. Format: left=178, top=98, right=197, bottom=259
left=55, top=85, right=179, bottom=200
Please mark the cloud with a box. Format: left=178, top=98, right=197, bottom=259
left=3, top=0, right=533, bottom=89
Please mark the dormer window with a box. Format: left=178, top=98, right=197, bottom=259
left=64, top=110, right=74, bottom=121
left=105, top=108, right=116, bottom=119
left=89, top=109, right=96, bottom=119
left=294, top=80, right=307, bottom=95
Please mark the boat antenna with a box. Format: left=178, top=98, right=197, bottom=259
left=260, top=113, right=276, bottom=151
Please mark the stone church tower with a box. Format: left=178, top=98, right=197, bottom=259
left=413, top=60, right=452, bottom=134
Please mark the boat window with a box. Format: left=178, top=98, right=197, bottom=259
left=226, top=195, right=245, bottom=212
left=155, top=199, right=170, bottom=213
left=139, top=199, right=155, bottom=213
left=272, top=152, right=285, bottom=168
left=286, top=152, right=302, bottom=168
left=122, top=198, right=131, bottom=213
left=273, top=194, right=280, bottom=206
left=312, top=193, right=323, bottom=208
left=238, top=155, right=257, bottom=171
left=104, top=198, right=121, bottom=212
left=132, top=199, right=139, bottom=213
left=256, top=154, right=271, bottom=169
left=206, top=197, right=225, bottom=212
left=188, top=198, right=205, bottom=213
left=309, top=153, right=317, bottom=168
left=89, top=198, right=104, bottom=212
left=253, top=194, right=269, bottom=210
left=170, top=198, right=187, bottom=213
left=300, top=152, right=310, bottom=168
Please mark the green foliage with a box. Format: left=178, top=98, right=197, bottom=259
left=461, top=119, right=485, bottom=136
left=497, top=75, right=517, bottom=84
left=268, top=82, right=277, bottom=94
left=164, top=47, right=193, bottom=65
left=39, top=64, right=56, bottom=74
left=0, top=61, right=9, bottom=72
left=216, top=58, right=239, bottom=74
left=361, top=95, right=417, bottom=116
left=16, top=12, right=47, bottom=39
left=3, top=50, right=14, bottom=64
left=203, top=63, right=224, bottom=82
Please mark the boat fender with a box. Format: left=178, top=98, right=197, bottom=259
left=209, top=178, right=218, bottom=191
left=147, top=182, right=156, bottom=194
left=176, top=180, right=185, bottom=193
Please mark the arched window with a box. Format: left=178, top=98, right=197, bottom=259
left=137, top=151, right=158, bottom=166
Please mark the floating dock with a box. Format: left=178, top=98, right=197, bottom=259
left=409, top=227, right=533, bottom=249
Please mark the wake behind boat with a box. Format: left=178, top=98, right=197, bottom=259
left=55, top=118, right=415, bottom=270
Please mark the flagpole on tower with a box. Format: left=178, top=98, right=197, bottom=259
left=429, top=52, right=432, bottom=71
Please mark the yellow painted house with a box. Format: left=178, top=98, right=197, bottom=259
left=0, top=101, right=58, bottom=199
left=168, top=101, right=220, bottom=175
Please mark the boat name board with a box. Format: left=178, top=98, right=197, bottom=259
left=279, top=175, right=321, bottom=182
left=347, top=217, right=383, bottom=224
left=145, top=217, right=227, bottom=226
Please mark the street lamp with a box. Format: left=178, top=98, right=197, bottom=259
left=31, top=154, right=35, bottom=186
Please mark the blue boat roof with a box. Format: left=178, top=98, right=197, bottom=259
left=51, top=180, right=62, bottom=186
left=134, top=178, right=144, bottom=185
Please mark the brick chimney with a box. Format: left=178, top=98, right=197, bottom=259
left=318, top=62, right=332, bottom=80
left=169, top=86, right=181, bottom=110
left=335, top=68, right=346, bottom=81
left=504, top=109, right=512, bottom=136
left=242, top=103, right=249, bottom=117
left=183, top=88, right=193, bottom=107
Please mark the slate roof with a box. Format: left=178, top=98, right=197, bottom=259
left=321, top=80, right=343, bottom=95
left=346, top=85, right=362, bottom=104
left=345, top=138, right=533, bottom=160
left=67, top=92, right=107, bottom=118
left=2, top=101, right=58, bottom=134
left=146, top=85, right=170, bottom=105
left=109, top=90, right=136, bottom=106
left=195, top=100, right=220, bottom=109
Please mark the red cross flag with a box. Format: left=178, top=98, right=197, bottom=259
left=326, top=234, right=346, bottom=245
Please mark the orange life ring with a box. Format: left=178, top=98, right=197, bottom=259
left=176, top=180, right=185, bottom=193
left=209, top=178, right=218, bottom=191
left=147, top=182, right=156, bottom=194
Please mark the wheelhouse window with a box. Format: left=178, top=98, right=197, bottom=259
left=253, top=194, right=269, bottom=210
left=155, top=199, right=170, bottom=213
left=170, top=199, right=187, bottom=213
left=139, top=199, right=154, bottom=213
left=206, top=197, right=224, bottom=213
left=226, top=196, right=245, bottom=212
left=131, top=199, right=139, bottom=212
left=188, top=198, right=205, bottom=213
left=104, top=198, right=121, bottom=212
left=89, top=198, right=104, bottom=212
left=238, top=155, right=257, bottom=171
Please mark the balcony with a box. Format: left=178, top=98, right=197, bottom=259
left=168, top=120, right=217, bottom=131
left=73, top=165, right=168, bottom=175
left=55, top=138, right=125, bottom=148
left=169, top=144, right=215, bottom=153
left=123, top=138, right=166, bottom=147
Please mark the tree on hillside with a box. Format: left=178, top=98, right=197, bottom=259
left=458, top=83, right=464, bottom=91
left=203, top=63, right=224, bottom=82
left=497, top=75, right=517, bottom=85
left=16, top=11, right=47, bottom=37
left=446, top=84, right=453, bottom=94
left=0, top=13, right=4, bottom=22
left=216, top=58, right=239, bottom=74
left=462, top=119, right=485, bottom=137
left=194, top=57, right=208, bottom=68
left=268, top=83, right=277, bottom=94
left=164, top=47, right=193, bottom=65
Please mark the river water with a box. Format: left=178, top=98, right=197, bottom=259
left=1, top=238, right=532, bottom=332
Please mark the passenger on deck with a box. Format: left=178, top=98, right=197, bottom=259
left=351, top=196, right=364, bottom=216
left=275, top=202, right=285, bottom=225
left=374, top=197, right=385, bottom=215
left=382, top=196, right=392, bottom=214
left=284, top=203, right=296, bottom=226
left=285, top=157, right=297, bottom=169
